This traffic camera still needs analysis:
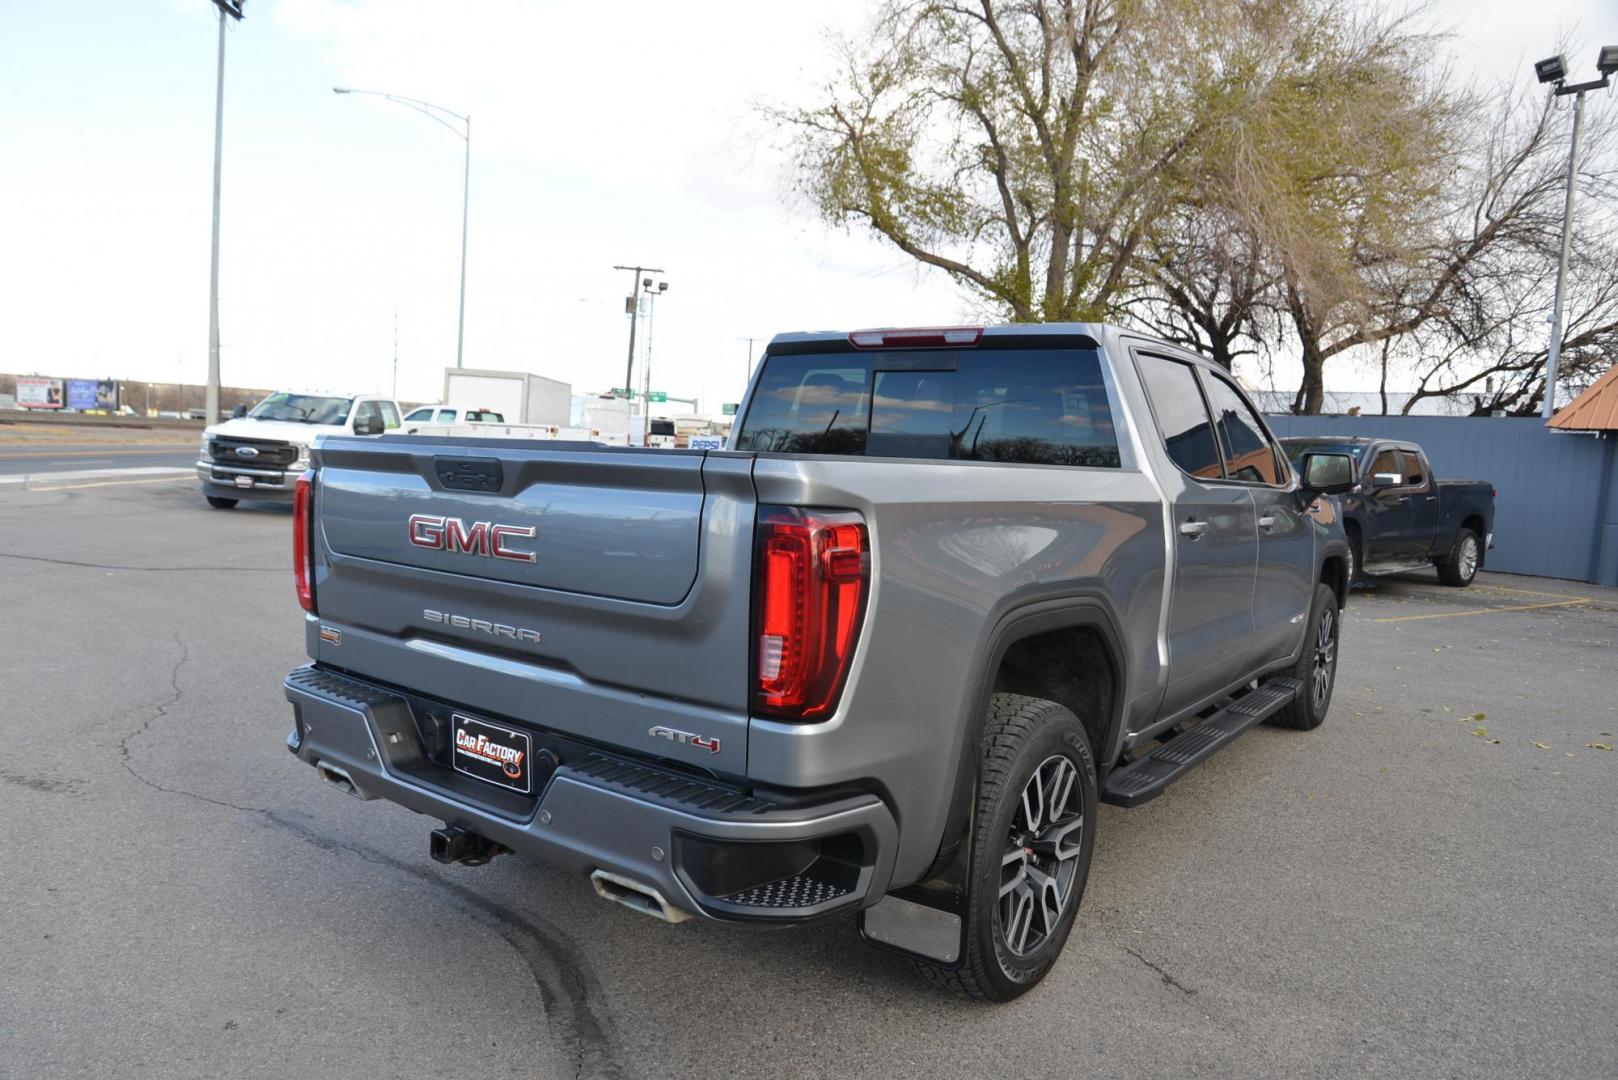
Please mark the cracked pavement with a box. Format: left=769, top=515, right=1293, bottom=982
left=3, top=477, right=1616, bottom=1078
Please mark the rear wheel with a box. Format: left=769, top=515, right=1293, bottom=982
left=205, top=495, right=239, bottom=509
left=1436, top=528, right=1480, bottom=587
left=1269, top=583, right=1339, bottom=731
left=916, top=693, right=1096, bottom=1002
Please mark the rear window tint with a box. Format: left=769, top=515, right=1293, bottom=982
left=736, top=349, right=1120, bottom=468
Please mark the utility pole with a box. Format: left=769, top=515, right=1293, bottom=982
left=613, top=264, right=663, bottom=399
left=205, top=0, right=245, bottom=426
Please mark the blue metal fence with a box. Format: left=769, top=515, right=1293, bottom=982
left=1265, top=415, right=1618, bottom=586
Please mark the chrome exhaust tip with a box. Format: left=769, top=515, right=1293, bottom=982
left=590, top=870, right=692, bottom=923
left=315, top=761, right=370, bottom=799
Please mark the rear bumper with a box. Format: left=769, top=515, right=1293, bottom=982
left=283, top=665, right=898, bottom=922
left=197, top=459, right=296, bottom=501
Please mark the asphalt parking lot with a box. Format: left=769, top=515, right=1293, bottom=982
left=3, top=472, right=1616, bottom=1079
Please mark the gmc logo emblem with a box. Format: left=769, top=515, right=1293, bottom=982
left=408, top=514, right=537, bottom=563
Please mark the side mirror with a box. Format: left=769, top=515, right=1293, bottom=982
left=354, top=414, right=384, bottom=436
left=231, top=403, right=247, bottom=419
left=1300, top=452, right=1355, bottom=496
left=1370, top=472, right=1401, bottom=489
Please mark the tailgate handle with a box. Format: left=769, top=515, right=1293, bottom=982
left=435, top=456, right=503, bottom=493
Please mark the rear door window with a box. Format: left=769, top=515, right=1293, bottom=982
left=1135, top=354, right=1223, bottom=479
left=736, top=348, right=1119, bottom=467
left=1399, top=449, right=1428, bottom=489
left=379, top=401, right=401, bottom=429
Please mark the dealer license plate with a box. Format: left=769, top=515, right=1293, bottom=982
left=451, top=714, right=532, bottom=794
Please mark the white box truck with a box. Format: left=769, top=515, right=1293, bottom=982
left=442, top=368, right=571, bottom=426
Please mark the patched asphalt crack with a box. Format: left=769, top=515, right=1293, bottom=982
left=116, top=633, right=624, bottom=1078
left=1125, top=946, right=1197, bottom=996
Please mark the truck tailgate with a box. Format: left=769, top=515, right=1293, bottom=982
left=307, top=437, right=757, bottom=774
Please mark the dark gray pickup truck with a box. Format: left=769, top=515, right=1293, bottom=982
left=283, top=324, right=1355, bottom=1000
left=1279, top=437, right=1495, bottom=588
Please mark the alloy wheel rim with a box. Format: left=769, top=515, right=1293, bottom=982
left=1460, top=536, right=1478, bottom=580
left=1313, top=605, right=1337, bottom=710
left=998, top=755, right=1084, bottom=958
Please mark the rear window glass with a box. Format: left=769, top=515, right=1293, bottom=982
left=736, top=349, right=1120, bottom=468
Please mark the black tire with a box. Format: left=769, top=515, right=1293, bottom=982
left=1435, top=528, right=1480, bottom=588
left=206, top=495, right=239, bottom=509
left=1269, top=582, right=1339, bottom=731
left=1345, top=527, right=1362, bottom=590
left=915, top=693, right=1097, bottom=1002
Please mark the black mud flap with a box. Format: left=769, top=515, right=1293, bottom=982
left=858, top=827, right=973, bottom=968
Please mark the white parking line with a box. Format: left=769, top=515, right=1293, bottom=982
left=0, top=466, right=193, bottom=487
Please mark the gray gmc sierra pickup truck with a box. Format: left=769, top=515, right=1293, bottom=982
left=283, top=324, right=1354, bottom=1001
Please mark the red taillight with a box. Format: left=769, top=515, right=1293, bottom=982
left=293, top=469, right=315, bottom=612
left=848, top=326, right=983, bottom=349
left=753, top=507, right=869, bottom=721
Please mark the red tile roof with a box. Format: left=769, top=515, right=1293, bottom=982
left=1549, top=364, right=1618, bottom=431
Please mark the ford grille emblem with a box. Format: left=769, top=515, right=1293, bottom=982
left=235, top=446, right=259, bottom=458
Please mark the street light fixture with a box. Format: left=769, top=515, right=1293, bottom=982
left=1532, top=48, right=1615, bottom=419
left=333, top=86, right=472, bottom=369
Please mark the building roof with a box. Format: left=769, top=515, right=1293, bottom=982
left=1548, top=365, right=1618, bottom=431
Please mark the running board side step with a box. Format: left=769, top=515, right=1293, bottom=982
left=1102, top=677, right=1303, bottom=808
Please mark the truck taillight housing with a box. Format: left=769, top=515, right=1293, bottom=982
left=293, top=469, right=315, bottom=613
left=753, top=507, right=869, bottom=721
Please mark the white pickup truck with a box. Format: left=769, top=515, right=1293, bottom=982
left=197, top=390, right=401, bottom=508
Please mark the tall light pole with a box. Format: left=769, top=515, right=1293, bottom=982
left=613, top=263, right=663, bottom=399
left=334, top=87, right=471, bottom=369
left=641, top=279, right=669, bottom=406
left=205, top=0, right=245, bottom=426
left=1533, top=48, right=1616, bottom=420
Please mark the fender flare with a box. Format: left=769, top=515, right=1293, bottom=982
left=922, top=593, right=1130, bottom=881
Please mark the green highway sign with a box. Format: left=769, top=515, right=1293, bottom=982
left=648, top=391, right=667, bottom=403
left=721, top=402, right=738, bottom=416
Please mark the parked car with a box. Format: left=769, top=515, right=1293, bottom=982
left=282, top=324, right=1354, bottom=1001
left=1279, top=437, right=1495, bottom=587
left=197, top=390, right=401, bottom=509
left=402, top=404, right=506, bottom=428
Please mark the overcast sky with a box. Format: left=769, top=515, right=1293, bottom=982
left=2, top=0, right=1615, bottom=411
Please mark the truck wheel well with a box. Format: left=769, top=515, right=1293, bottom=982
left=991, top=626, right=1116, bottom=770
left=1322, top=555, right=1346, bottom=607
left=1460, top=514, right=1485, bottom=539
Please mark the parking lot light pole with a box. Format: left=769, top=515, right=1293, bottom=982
left=334, top=87, right=471, bottom=369
left=1533, top=48, right=1616, bottom=420
left=204, top=0, right=245, bottom=426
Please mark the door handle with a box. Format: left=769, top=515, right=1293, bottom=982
left=1425, top=495, right=1437, bottom=501
left=1179, top=520, right=1209, bottom=539
left=1258, top=515, right=1278, bottom=530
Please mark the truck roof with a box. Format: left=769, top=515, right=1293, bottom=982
left=767, top=322, right=1113, bottom=348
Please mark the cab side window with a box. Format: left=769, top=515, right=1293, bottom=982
left=1366, top=449, right=1400, bottom=485
left=379, top=401, right=401, bottom=429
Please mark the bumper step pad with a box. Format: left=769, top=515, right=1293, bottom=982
left=721, top=872, right=854, bottom=910
left=1102, top=677, right=1303, bottom=807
